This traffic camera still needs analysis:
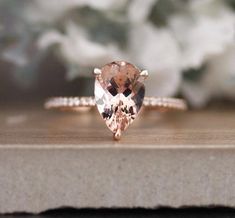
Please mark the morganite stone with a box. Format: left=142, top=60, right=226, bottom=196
left=95, top=61, right=145, bottom=133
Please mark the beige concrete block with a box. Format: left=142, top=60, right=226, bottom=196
left=0, top=107, right=235, bottom=213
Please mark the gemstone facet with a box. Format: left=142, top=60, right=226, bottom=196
left=94, top=61, right=145, bottom=138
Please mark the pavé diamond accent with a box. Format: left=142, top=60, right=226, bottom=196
left=94, top=61, right=145, bottom=139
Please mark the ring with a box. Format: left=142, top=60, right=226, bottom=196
left=45, top=61, right=187, bottom=140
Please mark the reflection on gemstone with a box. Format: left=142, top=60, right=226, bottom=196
left=108, top=86, right=118, bottom=96
left=123, top=88, right=132, bottom=97
left=94, top=61, right=145, bottom=135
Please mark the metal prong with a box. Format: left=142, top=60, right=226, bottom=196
left=93, top=68, right=102, bottom=76
left=140, top=70, right=148, bottom=78
left=113, top=129, right=121, bottom=141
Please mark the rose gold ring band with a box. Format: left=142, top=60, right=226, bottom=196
left=45, top=96, right=187, bottom=111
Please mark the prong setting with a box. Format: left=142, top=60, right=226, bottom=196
left=140, top=70, right=149, bottom=78
left=93, top=68, right=102, bottom=76
left=113, top=129, right=121, bottom=141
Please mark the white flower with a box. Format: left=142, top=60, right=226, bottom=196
left=38, top=22, right=125, bottom=79
left=128, top=22, right=181, bottom=97
left=4, top=0, right=235, bottom=107
left=169, top=0, right=235, bottom=69
left=24, top=0, right=128, bottom=24
left=182, top=45, right=235, bottom=107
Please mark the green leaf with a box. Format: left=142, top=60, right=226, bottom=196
left=183, top=64, right=206, bottom=82
left=226, top=0, right=235, bottom=10
left=65, top=6, right=128, bottom=48
left=149, top=0, right=189, bottom=27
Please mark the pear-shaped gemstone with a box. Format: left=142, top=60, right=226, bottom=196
left=94, top=61, right=145, bottom=135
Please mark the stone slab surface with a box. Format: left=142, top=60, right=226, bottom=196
left=0, top=105, right=235, bottom=213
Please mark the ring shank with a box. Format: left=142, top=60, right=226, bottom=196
left=45, top=96, right=187, bottom=111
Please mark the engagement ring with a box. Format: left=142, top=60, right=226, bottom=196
left=45, top=61, right=187, bottom=140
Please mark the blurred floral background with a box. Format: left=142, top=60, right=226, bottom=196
left=0, top=0, right=235, bottom=107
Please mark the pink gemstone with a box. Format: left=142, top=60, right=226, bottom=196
left=95, top=61, right=145, bottom=134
